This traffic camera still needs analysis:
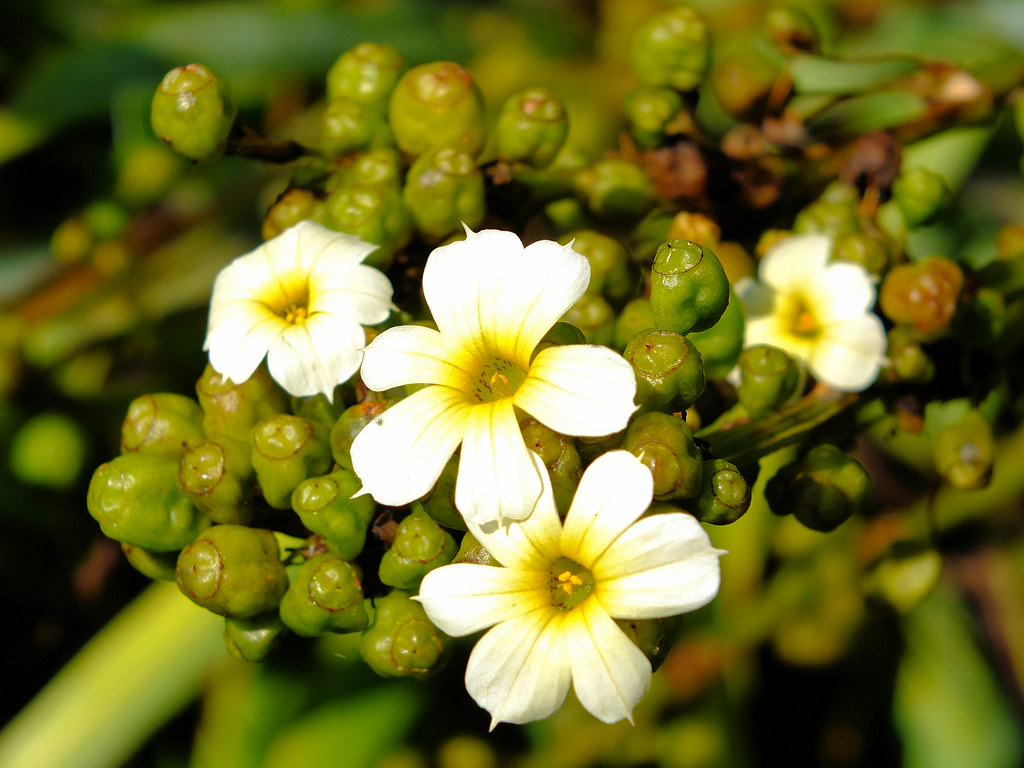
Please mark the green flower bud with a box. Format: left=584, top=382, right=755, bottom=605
left=224, top=612, right=287, bottom=663
left=279, top=553, right=368, bottom=637
left=178, top=441, right=253, bottom=525
left=616, top=615, right=683, bottom=670
left=885, top=327, right=934, bottom=383
left=544, top=197, right=587, bottom=231
left=561, top=292, right=616, bottom=346
left=261, top=189, right=325, bottom=242
left=832, top=232, right=890, bottom=277
left=892, top=166, right=951, bottom=228
left=560, top=230, right=636, bottom=306
left=420, top=454, right=464, bottom=531
left=388, top=62, right=485, bottom=157
left=695, top=458, right=751, bottom=524
left=88, top=454, right=208, bottom=551
left=764, top=6, right=821, bottom=55
left=325, top=182, right=412, bottom=270
left=330, top=399, right=399, bottom=472
left=320, top=99, right=392, bottom=157
left=933, top=410, right=993, bottom=490
left=294, top=393, right=344, bottom=438
left=453, top=530, right=495, bottom=565
left=709, top=50, right=780, bottom=121
left=614, top=298, right=656, bottom=351
left=623, top=86, right=684, bottom=150
left=9, top=412, right=88, bottom=490
left=737, top=344, right=800, bottom=418
left=631, top=7, right=710, bottom=92
left=251, top=414, right=332, bottom=509
left=520, top=417, right=583, bottom=514
left=532, top=321, right=587, bottom=359
left=686, top=287, right=746, bottom=380
left=326, top=42, right=404, bottom=104
left=793, top=196, right=859, bottom=239
left=622, top=412, right=703, bottom=500
left=291, top=468, right=375, bottom=559
left=121, top=542, right=178, bottom=581
left=574, top=158, right=659, bottom=223
left=121, top=393, right=205, bottom=460
left=339, top=147, right=404, bottom=188
left=494, top=86, right=569, bottom=168
left=765, top=445, right=871, bottom=532
left=880, top=256, right=963, bottom=337
left=667, top=211, right=721, bottom=249
left=624, top=328, right=705, bottom=412
left=176, top=524, right=288, bottom=618
left=360, top=590, right=452, bottom=678
left=151, top=64, right=237, bottom=162
left=403, top=147, right=485, bottom=242
left=379, top=510, right=457, bottom=590
left=650, top=239, right=730, bottom=334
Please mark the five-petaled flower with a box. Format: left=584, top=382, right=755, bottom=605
left=349, top=227, right=638, bottom=526
left=415, top=449, right=723, bottom=727
left=203, top=220, right=394, bottom=401
left=734, top=233, right=887, bottom=392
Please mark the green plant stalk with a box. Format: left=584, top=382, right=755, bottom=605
left=0, top=582, right=224, bottom=768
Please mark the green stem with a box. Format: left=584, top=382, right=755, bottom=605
left=0, top=582, right=224, bottom=768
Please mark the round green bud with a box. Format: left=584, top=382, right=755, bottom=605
left=279, top=553, right=368, bottom=637
left=623, top=328, right=705, bottom=412
left=494, top=86, right=569, bottom=169
left=151, top=63, right=237, bottom=162
left=631, top=7, right=710, bottom=92
left=178, top=441, right=253, bottom=525
left=360, top=590, right=452, bottom=678
left=622, top=412, right=703, bottom=500
left=614, top=298, right=656, bottom=351
left=737, top=344, right=800, bottom=418
left=388, top=62, right=485, bottom=157
left=320, top=98, right=392, bottom=157
left=421, top=454, right=464, bottom=531
left=291, top=468, right=375, bottom=559
left=764, top=6, right=821, bottom=55
left=793, top=198, right=859, bottom=239
left=378, top=510, right=457, bottom=590
left=560, top=230, right=636, bottom=306
left=84, top=200, right=129, bottom=241
left=765, top=445, right=871, bottom=532
left=224, top=612, right=287, bottom=663
left=574, top=158, right=659, bottom=223
left=88, top=453, right=208, bottom=551
left=561, top=292, right=616, bottom=346
left=403, top=146, right=485, bottom=242
left=686, top=287, right=746, bottom=380
left=339, top=147, right=404, bottom=188
left=623, top=85, right=683, bottom=150
left=892, top=167, right=951, bottom=228
left=251, top=414, right=332, bottom=509
left=695, top=458, right=751, bottom=524
left=326, top=42, right=404, bottom=104
left=121, top=392, right=205, bottom=460
left=261, top=189, right=325, bottom=242
left=520, top=417, right=583, bottom=515
left=832, top=232, right=890, bottom=277
left=532, top=321, right=587, bottom=359
left=9, top=412, right=88, bottom=490
left=933, top=410, right=993, bottom=490
left=330, top=399, right=399, bottom=472
left=650, top=239, right=730, bottom=334
left=709, top=49, right=781, bottom=121
left=886, top=327, right=935, bottom=383
left=325, top=182, right=412, bottom=270
left=616, top=615, right=683, bottom=670
left=176, top=524, right=288, bottom=618
left=121, top=542, right=178, bottom=581
left=453, top=530, right=495, bottom=565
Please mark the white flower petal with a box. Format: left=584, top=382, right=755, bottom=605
left=759, top=233, right=831, bottom=293
left=264, top=313, right=364, bottom=400
left=810, top=314, right=887, bottom=391
left=311, top=262, right=394, bottom=325
left=467, top=451, right=563, bottom=570
left=465, top=608, right=572, bottom=728
left=206, top=311, right=284, bottom=385
left=514, top=344, right=638, bottom=437
left=566, top=598, right=651, bottom=724
left=561, top=451, right=654, bottom=567
left=360, top=325, right=475, bottom=392
left=812, top=262, right=876, bottom=321
left=733, top=277, right=775, bottom=320
left=595, top=513, right=722, bottom=619
left=290, top=219, right=377, bottom=272
left=455, top=399, right=544, bottom=526
left=350, top=386, right=470, bottom=506
left=416, top=563, right=550, bottom=636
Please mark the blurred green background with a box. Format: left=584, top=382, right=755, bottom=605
left=2, top=1, right=1024, bottom=767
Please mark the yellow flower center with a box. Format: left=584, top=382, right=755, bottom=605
left=785, top=295, right=820, bottom=339
left=257, top=271, right=311, bottom=326
left=284, top=305, right=308, bottom=325
left=471, top=358, right=527, bottom=403
left=547, top=556, right=594, bottom=611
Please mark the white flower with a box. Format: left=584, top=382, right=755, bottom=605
left=416, top=450, right=723, bottom=727
left=734, top=233, right=886, bottom=392
left=203, top=220, right=393, bottom=401
left=349, top=227, right=637, bottom=526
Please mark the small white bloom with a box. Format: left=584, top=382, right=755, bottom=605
left=203, top=220, right=393, bottom=401
left=416, top=450, right=723, bottom=727
left=349, top=227, right=637, bottom=526
left=734, top=233, right=886, bottom=392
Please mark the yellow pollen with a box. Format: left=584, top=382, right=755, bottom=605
left=284, top=306, right=308, bottom=325
left=489, top=372, right=509, bottom=388
left=794, top=310, right=817, bottom=335
left=556, top=570, right=584, bottom=594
